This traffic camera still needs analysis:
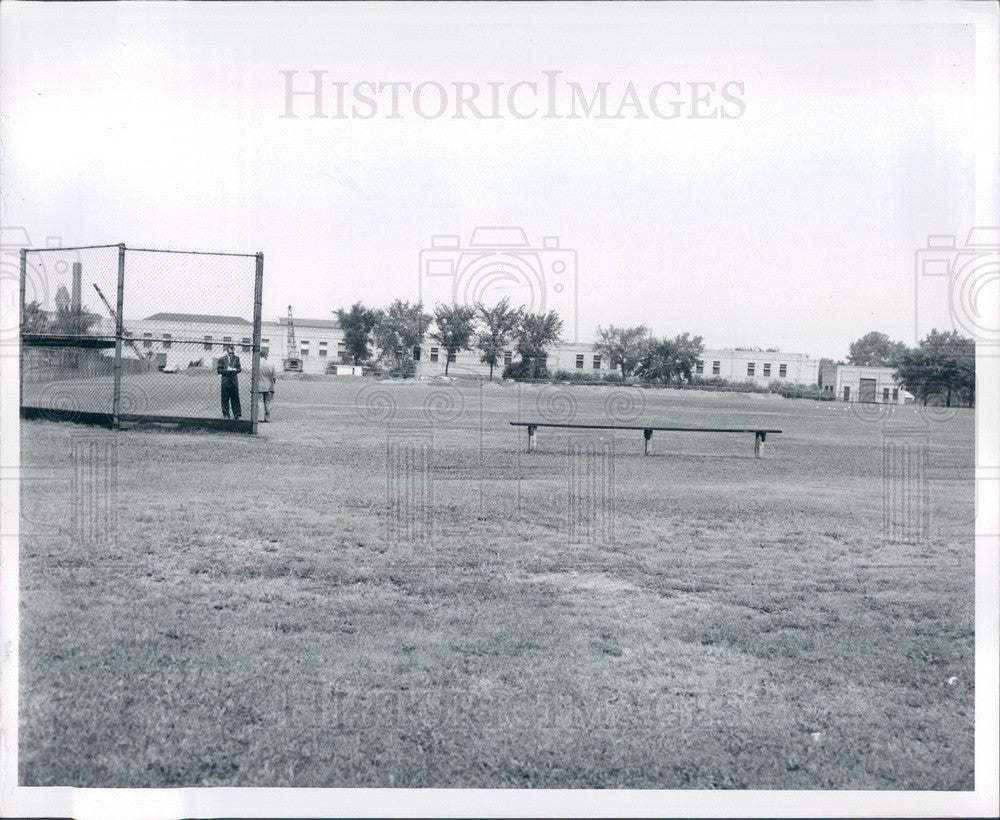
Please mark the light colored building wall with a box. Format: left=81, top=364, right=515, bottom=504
left=93, top=315, right=256, bottom=369
left=272, top=317, right=343, bottom=374
left=416, top=341, right=608, bottom=378
left=820, top=364, right=910, bottom=403
left=695, top=349, right=819, bottom=386
left=107, top=312, right=828, bottom=389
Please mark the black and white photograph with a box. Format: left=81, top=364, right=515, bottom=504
left=0, top=1, right=997, bottom=818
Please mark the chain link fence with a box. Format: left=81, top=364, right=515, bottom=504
left=20, top=244, right=263, bottom=433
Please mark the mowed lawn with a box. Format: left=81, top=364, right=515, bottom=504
left=18, top=378, right=975, bottom=788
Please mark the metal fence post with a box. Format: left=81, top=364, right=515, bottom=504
left=250, top=252, right=263, bottom=434
left=112, top=243, right=125, bottom=429
left=19, top=249, right=27, bottom=415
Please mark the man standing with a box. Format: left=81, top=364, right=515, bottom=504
left=257, top=349, right=277, bottom=422
left=217, top=344, right=242, bottom=419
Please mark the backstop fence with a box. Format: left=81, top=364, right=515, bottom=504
left=20, top=243, right=263, bottom=433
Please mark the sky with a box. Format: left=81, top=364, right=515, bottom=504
left=0, top=1, right=993, bottom=359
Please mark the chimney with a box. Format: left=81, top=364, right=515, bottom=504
left=71, top=262, right=82, bottom=311
left=72, top=261, right=82, bottom=334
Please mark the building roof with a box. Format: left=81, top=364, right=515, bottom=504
left=274, top=316, right=340, bottom=329
left=704, top=348, right=812, bottom=358
left=143, top=312, right=252, bottom=325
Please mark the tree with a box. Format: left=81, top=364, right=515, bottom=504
left=22, top=300, right=49, bottom=334
left=334, top=302, right=379, bottom=365
left=49, top=303, right=100, bottom=336
left=475, top=298, right=522, bottom=381
left=54, top=284, right=71, bottom=311
left=847, top=331, right=907, bottom=367
left=430, top=303, right=477, bottom=375
left=372, top=299, right=432, bottom=378
left=592, top=325, right=650, bottom=382
left=513, top=310, right=563, bottom=379
left=895, top=329, right=975, bottom=407
left=636, top=332, right=705, bottom=384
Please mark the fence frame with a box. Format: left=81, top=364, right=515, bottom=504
left=19, top=243, right=263, bottom=435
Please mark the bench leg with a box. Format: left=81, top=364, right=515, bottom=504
left=528, top=425, right=537, bottom=453
left=754, top=431, right=765, bottom=459
left=644, top=429, right=652, bottom=456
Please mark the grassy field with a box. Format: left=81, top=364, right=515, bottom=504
left=18, top=378, right=975, bottom=788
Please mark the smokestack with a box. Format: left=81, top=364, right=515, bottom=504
left=72, top=261, right=82, bottom=334
left=71, top=262, right=82, bottom=311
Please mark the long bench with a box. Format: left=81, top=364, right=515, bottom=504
left=510, top=422, right=782, bottom=458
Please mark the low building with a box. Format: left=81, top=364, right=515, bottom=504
left=269, top=315, right=342, bottom=374
left=100, top=310, right=830, bottom=389
left=98, top=313, right=347, bottom=375
left=693, top=349, right=819, bottom=386
left=414, top=340, right=605, bottom=378
left=88, top=312, right=256, bottom=370
left=818, top=363, right=913, bottom=403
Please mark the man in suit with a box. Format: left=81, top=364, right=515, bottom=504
left=217, top=344, right=242, bottom=419
left=257, top=349, right=278, bottom=422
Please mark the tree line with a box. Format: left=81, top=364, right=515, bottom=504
left=23, top=284, right=101, bottom=337
left=596, top=326, right=975, bottom=406
left=844, top=329, right=975, bottom=407
left=335, top=298, right=565, bottom=380
left=25, top=285, right=975, bottom=405
left=336, top=304, right=976, bottom=405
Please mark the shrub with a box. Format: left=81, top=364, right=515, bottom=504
left=372, top=358, right=416, bottom=379
left=502, top=359, right=537, bottom=381
left=768, top=380, right=835, bottom=400
left=550, top=369, right=605, bottom=383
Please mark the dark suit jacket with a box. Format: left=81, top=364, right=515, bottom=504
left=217, top=354, right=242, bottom=381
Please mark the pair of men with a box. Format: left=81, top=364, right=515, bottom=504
left=217, top=345, right=278, bottom=422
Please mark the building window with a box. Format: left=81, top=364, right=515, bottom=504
left=319, top=348, right=327, bottom=357
left=430, top=347, right=439, bottom=363
left=695, top=360, right=704, bottom=374
left=262, top=337, right=270, bottom=345
left=223, top=336, right=232, bottom=345
left=747, top=363, right=755, bottom=377
left=576, top=354, right=585, bottom=369
left=203, top=335, right=213, bottom=350
left=415, top=346, right=423, bottom=362
left=883, top=387, right=890, bottom=403
left=241, top=337, right=252, bottom=352
left=892, top=388, right=899, bottom=401
left=163, top=333, right=172, bottom=349
left=712, top=361, right=720, bottom=375
left=763, top=363, right=771, bottom=377
left=143, top=332, right=152, bottom=349
left=593, top=355, right=602, bottom=370
left=504, top=350, right=512, bottom=367
left=779, top=364, right=787, bottom=377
